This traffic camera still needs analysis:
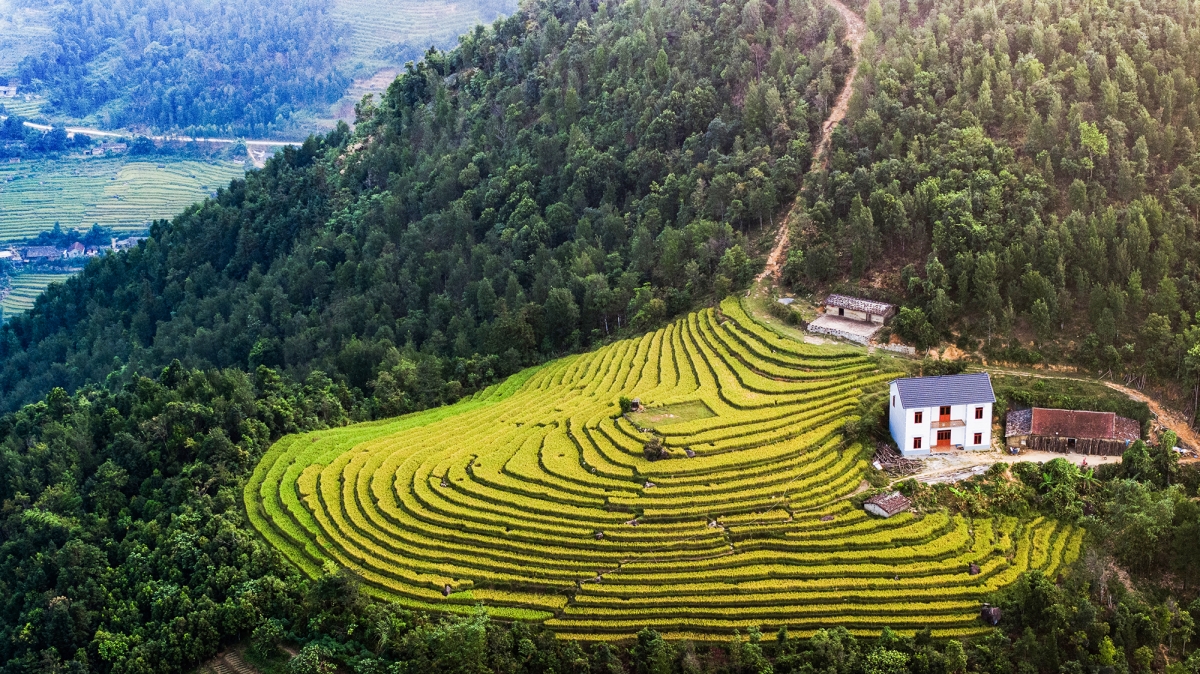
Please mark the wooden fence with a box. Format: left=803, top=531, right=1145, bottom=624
left=1026, top=435, right=1129, bottom=456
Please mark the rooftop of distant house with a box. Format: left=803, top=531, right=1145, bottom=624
left=864, top=491, right=911, bottom=516
left=23, top=246, right=62, bottom=259
left=1006, top=407, right=1140, bottom=442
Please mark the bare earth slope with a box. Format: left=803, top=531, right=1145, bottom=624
left=755, top=0, right=866, bottom=287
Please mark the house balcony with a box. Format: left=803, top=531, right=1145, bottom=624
left=930, top=419, right=966, bottom=429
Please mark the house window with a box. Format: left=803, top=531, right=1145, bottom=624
left=914, top=411, right=923, bottom=424
left=974, top=432, right=983, bottom=445
left=975, top=406, right=984, bottom=419
left=939, top=405, right=951, bottom=416
left=892, top=395, right=895, bottom=407
left=913, top=437, right=922, bottom=449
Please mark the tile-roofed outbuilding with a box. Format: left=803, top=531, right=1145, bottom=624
left=1009, top=408, right=1142, bottom=442
left=1031, top=408, right=1115, bottom=439
left=863, top=491, right=911, bottom=517
left=825, top=294, right=893, bottom=315
left=893, top=372, right=996, bottom=409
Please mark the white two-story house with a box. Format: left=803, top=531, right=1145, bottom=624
left=889, top=373, right=996, bottom=457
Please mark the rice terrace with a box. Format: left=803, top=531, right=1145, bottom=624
left=246, top=298, right=1081, bottom=641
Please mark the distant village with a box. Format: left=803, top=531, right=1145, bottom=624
left=0, top=236, right=145, bottom=267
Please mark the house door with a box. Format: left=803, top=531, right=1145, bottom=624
left=939, top=405, right=951, bottom=422
left=936, top=430, right=952, bottom=446
left=838, top=307, right=845, bottom=316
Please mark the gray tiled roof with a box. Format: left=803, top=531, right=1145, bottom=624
left=893, top=372, right=996, bottom=408
left=825, top=294, right=894, bottom=314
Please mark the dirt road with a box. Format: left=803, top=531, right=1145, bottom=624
left=1102, top=380, right=1200, bottom=450
left=753, top=0, right=866, bottom=287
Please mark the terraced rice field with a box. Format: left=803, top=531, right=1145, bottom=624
left=1, top=271, right=73, bottom=316
left=0, top=0, right=55, bottom=78
left=0, top=157, right=245, bottom=242
left=247, top=298, right=1082, bottom=641
left=0, top=97, right=48, bottom=118
left=333, top=0, right=502, bottom=63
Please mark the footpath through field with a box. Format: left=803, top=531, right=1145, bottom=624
left=753, top=0, right=866, bottom=288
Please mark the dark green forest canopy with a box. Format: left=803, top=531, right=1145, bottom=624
left=0, top=0, right=849, bottom=414
left=17, top=0, right=350, bottom=136
left=789, top=0, right=1200, bottom=395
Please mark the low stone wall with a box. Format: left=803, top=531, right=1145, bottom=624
left=878, top=343, right=917, bottom=356
left=807, top=322, right=870, bottom=344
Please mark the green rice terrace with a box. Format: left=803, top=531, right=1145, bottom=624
left=0, top=157, right=246, bottom=242
left=0, top=271, right=72, bottom=315
left=246, top=298, right=1082, bottom=642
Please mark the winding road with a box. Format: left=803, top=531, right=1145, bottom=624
left=754, top=0, right=866, bottom=288
left=0, top=115, right=302, bottom=168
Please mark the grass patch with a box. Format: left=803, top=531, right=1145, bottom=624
left=991, top=373, right=1151, bottom=427
left=629, top=400, right=716, bottom=428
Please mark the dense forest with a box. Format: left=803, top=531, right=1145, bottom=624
left=0, top=0, right=849, bottom=413
left=785, top=0, right=1200, bottom=398
left=15, top=0, right=350, bottom=136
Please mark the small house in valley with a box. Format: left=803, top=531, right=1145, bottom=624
left=1005, top=408, right=1140, bottom=455
left=0, top=82, right=16, bottom=98
left=22, top=246, right=62, bottom=261
left=823, top=294, right=895, bottom=324
left=864, top=491, right=911, bottom=518
left=889, top=373, right=995, bottom=457
left=807, top=294, right=895, bottom=344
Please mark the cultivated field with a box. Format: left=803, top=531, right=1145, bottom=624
left=1, top=271, right=73, bottom=315
left=0, top=157, right=245, bottom=242
left=247, top=298, right=1081, bottom=640
left=332, top=0, right=502, bottom=65
left=0, top=0, right=55, bottom=78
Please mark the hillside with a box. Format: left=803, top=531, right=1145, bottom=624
left=12, top=0, right=349, bottom=136
left=3, top=0, right=518, bottom=136
left=247, top=298, right=1079, bottom=639
left=778, top=0, right=1200, bottom=405
left=0, top=0, right=847, bottom=412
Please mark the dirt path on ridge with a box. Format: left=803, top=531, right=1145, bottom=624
left=1101, top=380, right=1200, bottom=450
left=753, top=0, right=867, bottom=288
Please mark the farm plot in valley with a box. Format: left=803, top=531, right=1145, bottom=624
left=0, top=158, right=245, bottom=242
left=1, top=271, right=74, bottom=315
left=247, top=297, right=1081, bottom=640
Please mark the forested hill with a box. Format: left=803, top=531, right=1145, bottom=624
left=0, top=0, right=849, bottom=413
left=789, top=0, right=1200, bottom=397
left=17, top=0, right=350, bottom=136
